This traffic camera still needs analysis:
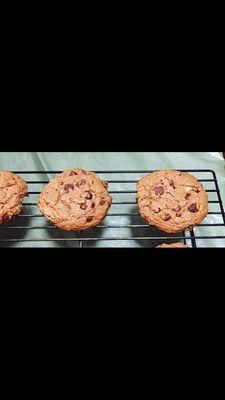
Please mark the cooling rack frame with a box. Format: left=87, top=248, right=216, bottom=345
left=0, top=169, right=225, bottom=247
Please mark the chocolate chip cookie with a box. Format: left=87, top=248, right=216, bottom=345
left=0, top=171, right=27, bottom=224
left=137, top=170, right=208, bottom=233
left=38, top=169, right=112, bottom=230
left=156, top=243, right=189, bottom=248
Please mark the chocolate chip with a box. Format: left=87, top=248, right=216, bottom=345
left=185, top=193, right=191, bottom=200
left=76, top=179, right=86, bottom=188
left=100, top=200, right=106, bottom=205
left=80, top=203, right=87, bottom=210
left=85, top=192, right=93, bottom=200
left=64, top=184, right=74, bottom=192
left=188, top=203, right=198, bottom=213
left=86, top=216, right=93, bottom=222
left=170, top=180, right=175, bottom=189
left=155, top=186, right=164, bottom=196
left=152, top=207, right=161, bottom=213
left=195, top=188, right=200, bottom=193
left=176, top=212, right=181, bottom=217
left=173, top=206, right=181, bottom=212
left=2, top=214, right=10, bottom=223
left=91, top=203, right=95, bottom=208
left=163, top=214, right=171, bottom=221
left=179, top=172, right=184, bottom=176
left=69, top=171, right=78, bottom=176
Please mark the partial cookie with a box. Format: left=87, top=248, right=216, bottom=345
left=38, top=169, right=112, bottom=230
left=137, top=170, right=208, bottom=233
left=157, top=243, right=189, bottom=248
left=0, top=171, right=27, bottom=224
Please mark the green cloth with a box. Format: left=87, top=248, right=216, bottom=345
left=0, top=152, right=225, bottom=247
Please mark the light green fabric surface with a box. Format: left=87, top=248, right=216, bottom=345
left=0, top=152, right=225, bottom=247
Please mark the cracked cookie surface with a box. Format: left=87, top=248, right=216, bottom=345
left=38, top=169, right=112, bottom=230
left=137, top=170, right=208, bottom=233
left=0, top=171, right=27, bottom=223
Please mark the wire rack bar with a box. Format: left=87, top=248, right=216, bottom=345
left=1, top=236, right=225, bottom=243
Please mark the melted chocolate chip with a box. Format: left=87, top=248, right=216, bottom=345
left=2, top=214, right=10, bottom=223
left=91, top=203, right=95, bottom=208
left=152, top=207, right=161, bottom=214
left=155, top=186, right=164, bottom=196
left=170, top=180, right=176, bottom=189
left=188, top=203, right=198, bottom=213
left=76, top=179, right=86, bottom=188
left=163, top=214, right=171, bottom=221
left=85, top=192, right=93, bottom=200
left=80, top=203, right=87, bottom=210
left=195, top=188, right=200, bottom=193
left=86, top=216, right=93, bottom=222
left=69, top=171, right=78, bottom=176
left=185, top=193, right=191, bottom=200
left=176, top=212, right=182, bottom=217
left=64, top=184, right=74, bottom=192
left=100, top=200, right=106, bottom=205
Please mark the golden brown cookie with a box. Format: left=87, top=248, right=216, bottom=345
left=38, top=169, right=112, bottom=230
left=0, top=171, right=27, bottom=224
left=137, top=170, right=208, bottom=233
left=156, top=243, right=189, bottom=248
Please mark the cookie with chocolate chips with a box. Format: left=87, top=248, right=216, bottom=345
left=0, top=171, right=27, bottom=224
left=137, top=170, right=208, bottom=233
left=38, top=169, right=112, bottom=230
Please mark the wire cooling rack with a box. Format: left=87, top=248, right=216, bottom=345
left=0, top=170, right=225, bottom=247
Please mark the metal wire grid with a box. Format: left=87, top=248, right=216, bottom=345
left=0, top=170, right=225, bottom=247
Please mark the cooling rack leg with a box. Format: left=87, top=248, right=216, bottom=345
left=190, top=229, right=197, bottom=248
left=79, top=231, right=83, bottom=248
left=182, top=231, right=187, bottom=245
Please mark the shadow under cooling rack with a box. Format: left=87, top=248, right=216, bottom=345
left=0, top=169, right=225, bottom=247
